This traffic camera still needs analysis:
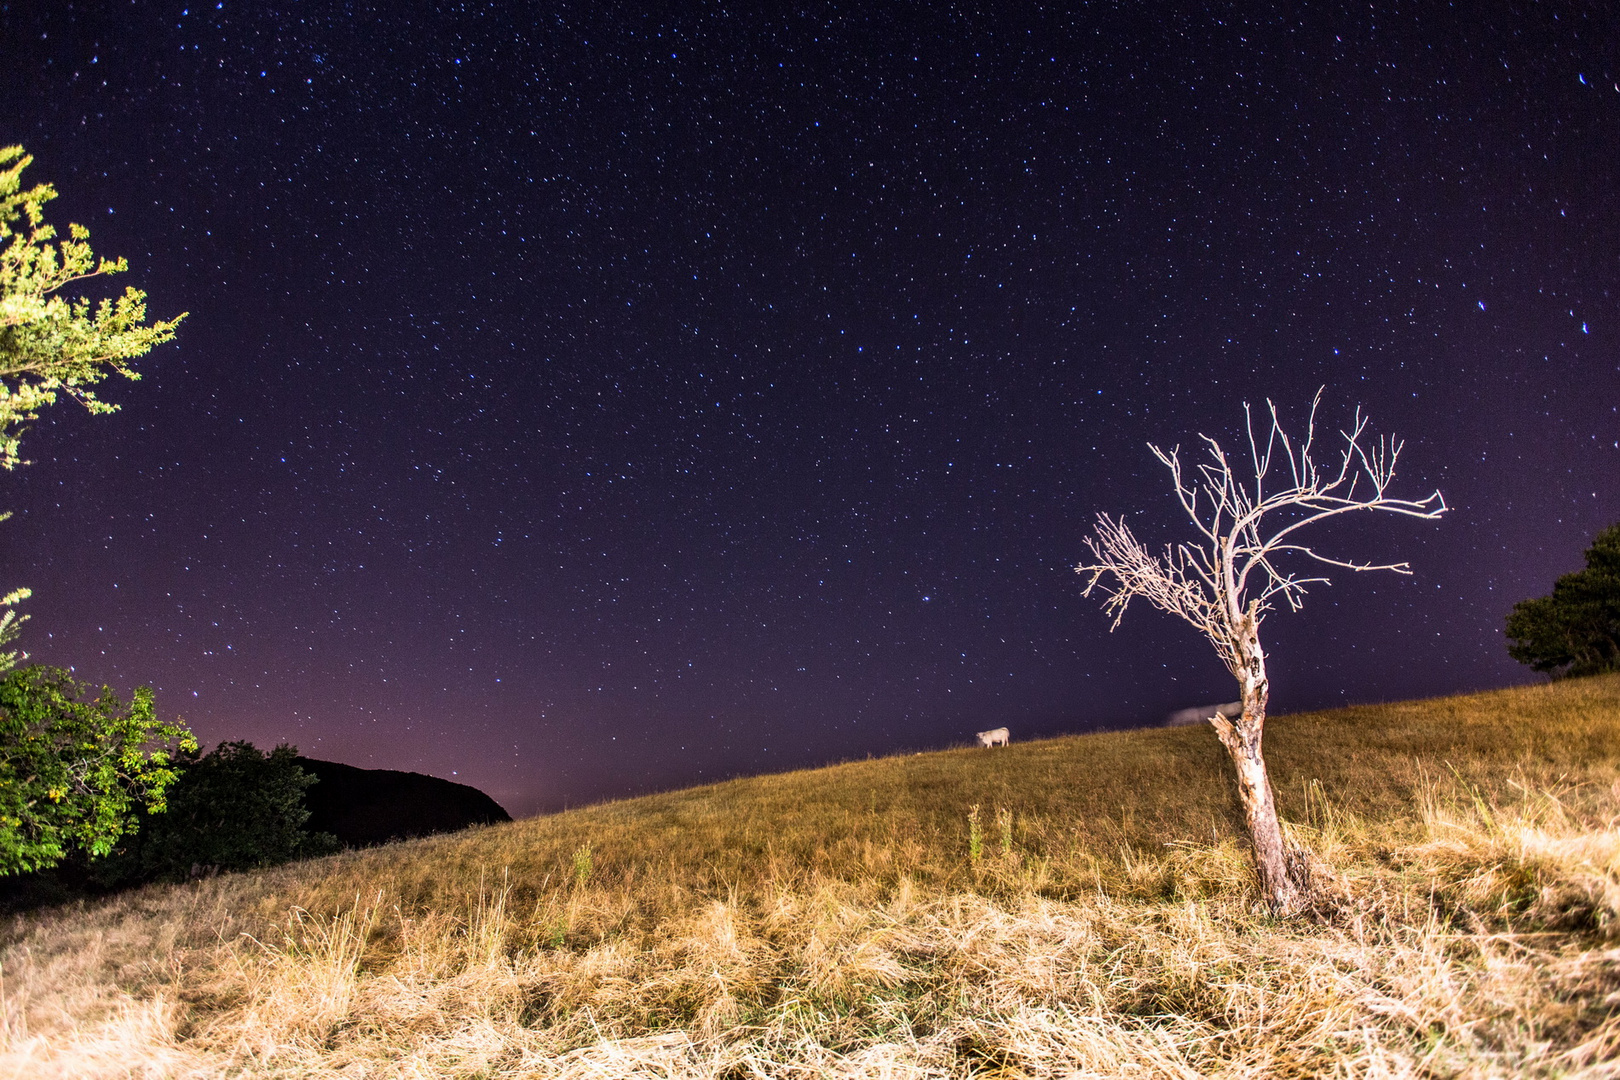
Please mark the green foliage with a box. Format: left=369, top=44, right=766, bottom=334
left=0, top=585, right=28, bottom=674
left=0, top=665, right=195, bottom=875
left=570, top=841, right=593, bottom=889
left=0, top=145, right=186, bottom=470
left=0, top=150, right=191, bottom=878
left=97, top=741, right=339, bottom=884
left=1506, top=522, right=1620, bottom=679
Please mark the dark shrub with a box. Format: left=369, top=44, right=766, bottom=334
left=95, top=741, right=338, bottom=884
left=1507, top=522, right=1620, bottom=679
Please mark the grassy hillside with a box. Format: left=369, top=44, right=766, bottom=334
left=4, top=675, right=1620, bottom=1077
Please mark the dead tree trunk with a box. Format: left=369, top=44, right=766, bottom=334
left=1209, top=607, right=1309, bottom=913
left=1074, top=393, right=1444, bottom=915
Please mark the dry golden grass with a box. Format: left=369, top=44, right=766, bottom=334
left=4, top=674, right=1620, bottom=1077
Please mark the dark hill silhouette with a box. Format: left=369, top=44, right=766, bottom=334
left=293, top=757, right=511, bottom=847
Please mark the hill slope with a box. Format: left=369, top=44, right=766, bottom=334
left=4, top=675, right=1620, bottom=1077
left=294, top=756, right=512, bottom=848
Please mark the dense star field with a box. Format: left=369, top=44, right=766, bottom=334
left=0, top=3, right=1615, bottom=816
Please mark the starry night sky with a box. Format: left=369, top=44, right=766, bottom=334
left=1, top=2, right=1616, bottom=816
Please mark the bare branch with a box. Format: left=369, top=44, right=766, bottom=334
left=1076, top=516, right=1242, bottom=669
left=1074, top=390, right=1447, bottom=679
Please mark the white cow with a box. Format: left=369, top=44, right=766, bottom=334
left=976, top=727, right=1010, bottom=747
left=1164, top=701, right=1243, bottom=728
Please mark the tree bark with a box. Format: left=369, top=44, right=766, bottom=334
left=1210, top=608, right=1310, bottom=914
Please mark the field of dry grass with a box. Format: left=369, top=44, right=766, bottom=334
left=4, top=674, right=1620, bottom=1077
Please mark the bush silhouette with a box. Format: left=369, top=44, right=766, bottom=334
left=1507, top=522, right=1620, bottom=678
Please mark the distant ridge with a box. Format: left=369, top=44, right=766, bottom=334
left=293, top=757, right=511, bottom=848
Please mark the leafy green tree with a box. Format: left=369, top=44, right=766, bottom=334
left=97, top=741, right=338, bottom=883
left=0, top=665, right=195, bottom=875
left=1506, top=522, right=1620, bottom=679
left=1, top=145, right=186, bottom=470
left=0, top=149, right=189, bottom=867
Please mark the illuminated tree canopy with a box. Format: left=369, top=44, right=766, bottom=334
left=0, top=145, right=186, bottom=470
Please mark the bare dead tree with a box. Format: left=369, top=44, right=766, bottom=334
left=1074, top=391, right=1446, bottom=913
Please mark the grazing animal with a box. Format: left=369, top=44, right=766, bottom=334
left=975, top=727, right=1010, bottom=747
left=1164, top=701, right=1243, bottom=728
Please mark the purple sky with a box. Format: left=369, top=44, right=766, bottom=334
left=2, top=2, right=1616, bottom=816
